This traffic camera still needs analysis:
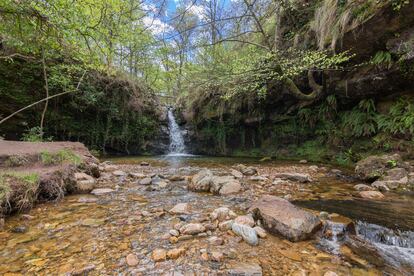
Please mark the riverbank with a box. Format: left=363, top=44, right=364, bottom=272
left=1, top=151, right=414, bottom=275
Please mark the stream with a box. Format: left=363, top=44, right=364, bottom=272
left=1, top=155, right=413, bottom=275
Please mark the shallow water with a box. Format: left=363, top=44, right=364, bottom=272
left=0, top=156, right=411, bottom=275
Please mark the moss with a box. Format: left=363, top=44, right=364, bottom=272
left=40, top=149, right=82, bottom=166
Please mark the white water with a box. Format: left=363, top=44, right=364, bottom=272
left=167, top=109, right=187, bottom=156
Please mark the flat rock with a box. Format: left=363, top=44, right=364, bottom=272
left=189, top=169, right=213, bottom=192
left=112, top=170, right=127, bottom=176
left=230, top=169, right=243, bottom=179
left=234, top=215, right=255, bottom=227
left=219, top=181, right=242, bottom=195
left=353, top=184, right=374, bottom=191
left=249, top=195, right=322, bottom=242
left=139, top=177, right=152, bottom=185
left=179, top=223, right=206, bottom=235
left=227, top=262, right=262, bottom=276
left=169, top=203, right=190, bottom=215
left=90, top=188, right=114, bottom=195
left=235, top=164, right=257, bottom=176
left=359, top=191, right=385, bottom=199
left=231, top=223, right=258, bottom=246
left=273, top=173, right=312, bottom=183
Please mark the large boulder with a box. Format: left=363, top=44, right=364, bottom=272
left=74, top=172, right=96, bottom=193
left=355, top=154, right=403, bottom=181
left=249, top=195, right=322, bottom=242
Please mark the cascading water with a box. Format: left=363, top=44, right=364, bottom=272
left=167, top=109, right=187, bottom=156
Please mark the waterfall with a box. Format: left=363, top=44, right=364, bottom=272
left=167, top=109, right=187, bottom=156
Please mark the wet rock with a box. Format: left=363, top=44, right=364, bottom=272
left=169, top=229, right=179, bottom=237
left=324, top=271, right=338, bottom=276
left=75, top=172, right=96, bottom=193
left=21, top=214, right=35, bottom=220
left=208, top=236, right=224, bottom=245
left=90, top=188, right=114, bottom=195
left=230, top=169, right=243, bottom=179
left=211, top=251, right=224, bottom=262
left=227, top=262, right=262, bottom=276
left=359, top=191, right=385, bottom=199
left=231, top=223, right=259, bottom=246
left=249, top=195, right=322, bottom=242
left=178, top=235, right=193, bottom=241
left=140, top=162, right=150, bottom=166
left=210, top=207, right=237, bottom=222
left=272, top=178, right=285, bottom=185
left=11, top=225, right=28, bottom=233
left=77, top=196, right=98, bottom=203
left=169, top=203, right=190, bottom=215
left=179, top=223, right=206, bottom=235
left=219, top=181, right=242, bottom=195
left=371, top=181, right=390, bottom=192
left=152, top=249, right=167, bottom=262
left=219, top=220, right=234, bottom=231
left=372, top=177, right=408, bottom=190
left=249, top=176, right=268, bottom=182
left=355, top=154, right=402, bottom=181
left=126, top=253, right=139, bottom=266
left=189, top=169, right=213, bottom=192
left=235, top=164, right=257, bottom=176
left=319, top=211, right=329, bottom=220
left=129, top=172, right=145, bottom=179
left=167, top=248, right=185, bottom=259
left=112, top=170, right=127, bottom=176
left=81, top=218, right=105, bottom=227
left=353, top=184, right=374, bottom=191
left=234, top=215, right=255, bottom=227
left=253, top=226, right=267, bottom=238
left=139, top=177, right=152, bottom=185
left=273, top=173, right=312, bottom=183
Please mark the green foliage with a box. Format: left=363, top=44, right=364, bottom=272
left=377, top=97, right=414, bottom=138
left=391, top=0, right=410, bottom=11
left=40, top=150, right=81, bottom=166
left=0, top=172, right=39, bottom=212
left=21, top=127, right=52, bottom=142
left=371, top=51, right=393, bottom=69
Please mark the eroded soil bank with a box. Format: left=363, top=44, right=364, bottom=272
left=1, top=154, right=413, bottom=275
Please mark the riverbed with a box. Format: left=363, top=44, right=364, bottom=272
left=1, top=156, right=413, bottom=275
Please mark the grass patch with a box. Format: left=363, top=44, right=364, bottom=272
left=0, top=171, right=39, bottom=214
left=40, top=149, right=82, bottom=166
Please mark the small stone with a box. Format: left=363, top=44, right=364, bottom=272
left=90, top=188, right=114, bottom=195
left=140, top=162, right=150, bottom=166
left=169, top=229, right=179, bottom=237
left=178, top=235, right=193, bottom=241
left=231, top=223, right=259, bottom=246
left=169, top=203, right=190, bottom=215
left=167, top=248, right=185, bottom=259
left=324, top=271, right=338, bottom=276
left=210, top=207, right=237, bottom=221
left=253, top=226, right=267, bottom=238
left=113, top=170, right=127, bottom=176
left=200, top=252, right=209, bottom=261
left=179, top=223, right=206, bottom=235
left=208, top=236, right=224, bottom=245
left=169, top=237, right=178, bottom=244
left=319, top=211, right=329, bottom=220
left=359, top=191, right=385, bottom=199
left=234, top=215, right=255, bottom=227
left=11, top=225, right=27, bottom=233
left=211, top=251, right=224, bottom=262
left=21, top=214, right=35, bottom=220
left=219, top=220, right=234, bottom=231
left=139, top=177, right=152, bottom=185
left=299, top=160, right=308, bottom=164
left=230, top=169, right=243, bottom=179
left=353, top=184, right=373, bottom=191
left=129, top=172, right=146, bottom=178
left=126, top=254, right=139, bottom=266
left=371, top=181, right=390, bottom=192
left=152, top=249, right=167, bottom=262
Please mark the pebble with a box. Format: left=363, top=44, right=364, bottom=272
left=231, top=223, right=259, bottom=246
left=253, top=226, right=267, bottom=238
left=139, top=177, right=152, bottom=185
left=208, top=236, right=224, bottom=245
left=152, top=249, right=167, bottom=262
left=126, top=253, right=139, bottom=266
left=169, top=229, right=179, bottom=237
left=211, top=251, right=224, bottom=262
left=90, top=188, right=114, bottom=195
left=167, top=248, right=185, bottom=259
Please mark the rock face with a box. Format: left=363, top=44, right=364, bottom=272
left=355, top=154, right=403, bottom=181
left=249, top=195, right=322, bottom=242
left=189, top=170, right=242, bottom=195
